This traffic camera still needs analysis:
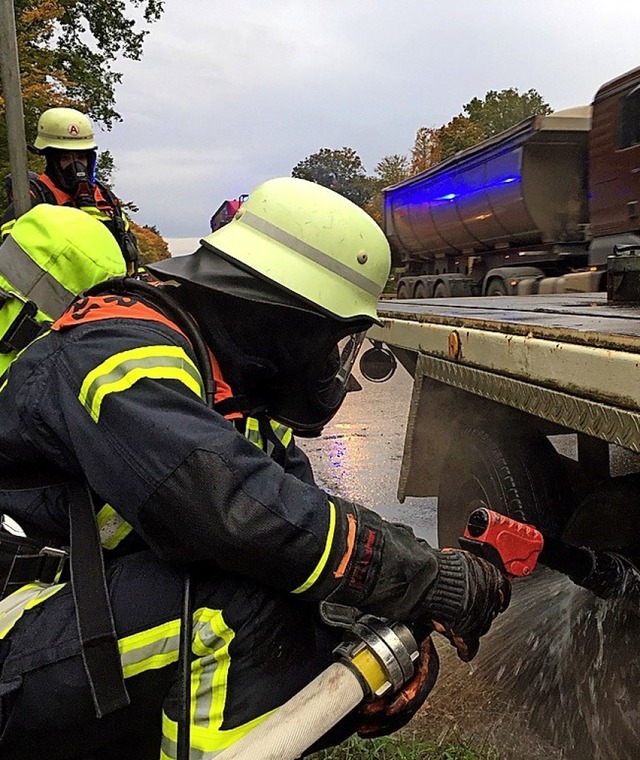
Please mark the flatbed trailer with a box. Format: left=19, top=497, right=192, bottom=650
left=368, top=293, right=640, bottom=551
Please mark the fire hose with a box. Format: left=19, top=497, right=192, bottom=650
left=216, top=508, right=633, bottom=759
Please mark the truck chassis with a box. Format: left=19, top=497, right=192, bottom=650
left=370, top=293, right=640, bottom=553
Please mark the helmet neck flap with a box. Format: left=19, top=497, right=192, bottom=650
left=175, top=283, right=369, bottom=436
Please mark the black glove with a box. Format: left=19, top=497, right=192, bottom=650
left=356, top=635, right=440, bottom=739
left=322, top=504, right=509, bottom=663
left=423, top=548, right=511, bottom=661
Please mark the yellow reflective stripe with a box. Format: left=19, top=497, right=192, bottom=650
left=244, top=417, right=262, bottom=448
left=79, top=205, right=111, bottom=222
left=161, top=607, right=275, bottom=758
left=192, top=608, right=233, bottom=733
left=97, top=503, right=133, bottom=549
left=1, top=218, right=15, bottom=238
left=118, top=619, right=181, bottom=678
left=291, top=500, right=337, bottom=594
left=79, top=345, right=204, bottom=422
left=0, top=582, right=65, bottom=638
left=270, top=420, right=292, bottom=448
left=244, top=418, right=293, bottom=454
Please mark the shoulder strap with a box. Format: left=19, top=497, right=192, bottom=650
left=95, top=181, right=120, bottom=209
left=67, top=481, right=130, bottom=717
left=35, top=174, right=69, bottom=205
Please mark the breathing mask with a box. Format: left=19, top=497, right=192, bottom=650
left=45, top=149, right=97, bottom=203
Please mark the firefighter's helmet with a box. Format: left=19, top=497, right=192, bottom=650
left=33, top=108, right=97, bottom=152
left=149, top=177, right=391, bottom=324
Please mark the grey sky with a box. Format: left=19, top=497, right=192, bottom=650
left=96, top=0, right=640, bottom=252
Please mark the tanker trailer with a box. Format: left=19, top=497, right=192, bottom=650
left=385, top=67, right=640, bottom=299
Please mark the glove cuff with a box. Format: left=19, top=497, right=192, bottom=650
left=423, top=551, right=468, bottom=625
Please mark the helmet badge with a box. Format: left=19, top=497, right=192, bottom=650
left=68, top=124, right=79, bottom=136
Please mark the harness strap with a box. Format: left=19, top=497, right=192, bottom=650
left=0, top=287, right=43, bottom=355
left=67, top=480, right=129, bottom=717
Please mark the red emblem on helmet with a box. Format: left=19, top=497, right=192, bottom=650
left=68, top=124, right=79, bottom=136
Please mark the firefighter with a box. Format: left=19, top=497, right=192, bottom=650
left=0, top=177, right=509, bottom=759
left=1, top=107, right=139, bottom=273
left=0, top=204, right=127, bottom=376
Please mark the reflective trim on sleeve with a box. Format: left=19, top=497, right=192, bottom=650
left=291, top=500, right=337, bottom=595
left=78, top=345, right=205, bottom=422
left=97, top=503, right=133, bottom=549
left=0, top=582, right=66, bottom=639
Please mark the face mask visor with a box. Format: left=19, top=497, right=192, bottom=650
left=335, top=330, right=368, bottom=392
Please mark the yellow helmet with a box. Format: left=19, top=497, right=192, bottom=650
left=33, top=107, right=97, bottom=152
left=149, top=177, right=391, bottom=324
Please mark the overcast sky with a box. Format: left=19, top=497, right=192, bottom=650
left=96, top=0, right=640, bottom=253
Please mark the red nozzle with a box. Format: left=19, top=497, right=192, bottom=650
left=460, top=507, right=544, bottom=578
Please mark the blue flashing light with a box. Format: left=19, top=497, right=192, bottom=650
left=392, top=172, right=522, bottom=209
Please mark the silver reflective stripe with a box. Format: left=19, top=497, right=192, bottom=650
left=241, top=211, right=380, bottom=297
left=0, top=236, right=75, bottom=318
left=0, top=582, right=65, bottom=639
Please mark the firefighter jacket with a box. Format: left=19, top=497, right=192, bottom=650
left=0, top=288, right=445, bottom=622
left=1, top=173, right=139, bottom=269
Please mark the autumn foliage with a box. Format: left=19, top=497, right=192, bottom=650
left=129, top=221, right=170, bottom=265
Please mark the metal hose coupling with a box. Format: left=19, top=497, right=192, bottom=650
left=324, top=607, right=419, bottom=699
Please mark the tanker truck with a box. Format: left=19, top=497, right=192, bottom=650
left=385, top=67, right=640, bottom=299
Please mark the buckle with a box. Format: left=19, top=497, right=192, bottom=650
left=0, top=292, right=41, bottom=354
left=38, top=545, right=69, bottom=584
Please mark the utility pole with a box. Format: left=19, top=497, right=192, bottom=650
left=0, top=0, right=31, bottom=217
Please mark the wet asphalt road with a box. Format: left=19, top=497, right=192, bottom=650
left=299, top=364, right=439, bottom=545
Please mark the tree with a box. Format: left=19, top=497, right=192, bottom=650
left=291, top=147, right=374, bottom=207
left=436, top=116, right=486, bottom=160
left=130, top=221, right=170, bottom=265
left=410, top=127, right=441, bottom=174
left=0, top=0, right=163, bottom=195
left=363, top=154, right=411, bottom=225
left=463, top=88, right=552, bottom=138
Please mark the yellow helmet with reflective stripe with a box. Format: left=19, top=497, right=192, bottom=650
left=0, top=205, right=126, bottom=375
left=207, top=177, right=390, bottom=323
left=5, top=205, right=126, bottom=307
left=150, top=178, right=391, bottom=324
left=33, top=107, right=97, bottom=151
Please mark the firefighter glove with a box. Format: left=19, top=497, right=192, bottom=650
left=356, top=635, right=440, bottom=739
left=423, top=549, right=510, bottom=661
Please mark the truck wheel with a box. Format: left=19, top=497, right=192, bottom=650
left=486, top=279, right=507, bottom=296
left=433, top=282, right=448, bottom=298
left=397, top=283, right=410, bottom=299
left=437, top=424, right=573, bottom=548
left=414, top=283, right=428, bottom=298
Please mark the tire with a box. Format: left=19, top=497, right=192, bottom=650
left=396, top=283, right=410, bottom=299
left=486, top=279, right=507, bottom=296
left=437, top=424, right=574, bottom=548
left=563, top=473, right=640, bottom=557
left=414, top=282, right=428, bottom=299
left=433, top=282, right=448, bottom=298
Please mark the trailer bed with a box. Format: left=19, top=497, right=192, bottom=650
left=369, top=293, right=640, bottom=453
left=377, top=293, right=640, bottom=349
